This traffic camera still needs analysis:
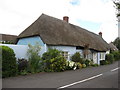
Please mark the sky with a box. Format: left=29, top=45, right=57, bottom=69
left=0, top=0, right=118, bottom=43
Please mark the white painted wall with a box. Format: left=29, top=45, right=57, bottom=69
left=97, top=52, right=106, bottom=65
left=93, top=53, right=98, bottom=64
left=1, top=43, right=106, bottom=65
left=0, top=44, right=28, bottom=59
left=0, top=44, right=46, bottom=60
left=48, top=45, right=79, bottom=60
left=48, top=45, right=103, bottom=65
left=106, top=50, right=110, bottom=54
left=97, top=53, right=100, bottom=65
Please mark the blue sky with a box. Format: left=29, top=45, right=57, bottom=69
left=70, top=0, right=80, bottom=6
left=0, top=0, right=118, bottom=43
left=76, top=19, right=102, bottom=33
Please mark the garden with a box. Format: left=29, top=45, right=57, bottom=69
left=1, top=44, right=120, bottom=78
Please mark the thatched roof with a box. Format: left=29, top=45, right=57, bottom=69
left=0, top=34, right=18, bottom=43
left=18, top=14, right=110, bottom=51
left=109, top=42, right=118, bottom=51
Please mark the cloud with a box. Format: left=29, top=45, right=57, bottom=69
left=0, top=0, right=118, bottom=42
left=100, top=22, right=118, bottom=42
left=70, top=0, right=80, bottom=6
left=68, top=0, right=116, bottom=23
left=68, top=0, right=118, bottom=42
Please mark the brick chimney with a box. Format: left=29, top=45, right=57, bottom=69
left=63, top=16, right=69, bottom=23
left=99, top=32, right=102, bottom=37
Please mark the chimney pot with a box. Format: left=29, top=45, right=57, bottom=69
left=63, top=16, right=69, bottom=23
left=99, top=32, right=102, bottom=37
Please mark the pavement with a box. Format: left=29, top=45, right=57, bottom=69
left=2, top=61, right=120, bottom=89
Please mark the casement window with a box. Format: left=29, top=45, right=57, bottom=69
left=100, top=53, right=105, bottom=60
left=61, top=51, right=68, bottom=60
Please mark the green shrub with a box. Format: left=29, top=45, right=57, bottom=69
left=27, top=43, right=42, bottom=73
left=84, top=59, right=90, bottom=66
left=100, top=60, right=109, bottom=65
left=66, top=61, right=75, bottom=70
left=1, top=46, right=17, bottom=78
left=105, top=54, right=114, bottom=64
left=18, top=58, right=28, bottom=72
left=82, top=64, right=86, bottom=68
left=76, top=62, right=82, bottom=69
left=91, top=64, right=99, bottom=67
left=19, top=69, right=28, bottom=75
left=89, top=60, right=94, bottom=66
left=111, top=51, right=120, bottom=61
left=71, top=52, right=83, bottom=63
left=42, top=48, right=67, bottom=72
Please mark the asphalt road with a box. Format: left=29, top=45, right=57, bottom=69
left=2, top=61, right=120, bottom=89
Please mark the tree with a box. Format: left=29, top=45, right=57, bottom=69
left=113, top=37, right=120, bottom=51
left=113, top=0, right=120, bottom=17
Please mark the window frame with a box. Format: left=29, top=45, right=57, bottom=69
left=61, top=51, right=69, bottom=60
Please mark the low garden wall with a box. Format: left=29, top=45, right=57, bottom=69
left=0, top=44, right=28, bottom=59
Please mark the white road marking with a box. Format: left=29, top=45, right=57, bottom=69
left=57, top=74, right=103, bottom=89
left=111, top=67, right=120, bottom=72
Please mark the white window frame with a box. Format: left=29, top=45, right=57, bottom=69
left=100, top=53, right=105, bottom=60
left=61, top=51, right=69, bottom=60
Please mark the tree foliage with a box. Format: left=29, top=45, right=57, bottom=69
left=113, top=37, right=120, bottom=51
left=113, top=0, right=120, bottom=17
left=27, top=43, right=42, bottom=73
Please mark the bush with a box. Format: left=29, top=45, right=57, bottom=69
left=66, top=61, right=78, bottom=70
left=18, top=58, right=28, bottom=72
left=66, top=61, right=73, bottom=70
left=19, top=70, right=28, bottom=75
left=100, top=60, right=106, bottom=65
left=89, top=60, right=94, bottom=66
left=71, top=52, right=83, bottom=63
left=91, top=64, right=99, bottom=67
left=42, top=48, right=67, bottom=72
left=111, top=51, right=120, bottom=61
left=105, top=54, right=114, bottom=64
left=76, top=62, right=82, bottom=69
left=100, top=60, right=109, bottom=65
left=27, top=43, right=42, bottom=73
left=82, top=64, right=86, bottom=68
left=84, top=59, right=90, bottom=66
left=1, top=46, right=17, bottom=78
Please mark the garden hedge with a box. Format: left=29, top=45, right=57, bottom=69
left=1, top=46, right=17, bottom=78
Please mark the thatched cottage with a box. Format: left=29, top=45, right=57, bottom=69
left=0, top=34, right=18, bottom=44
left=17, top=14, right=110, bottom=64
left=109, top=42, right=118, bottom=51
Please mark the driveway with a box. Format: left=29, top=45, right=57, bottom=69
left=2, top=61, right=120, bottom=89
